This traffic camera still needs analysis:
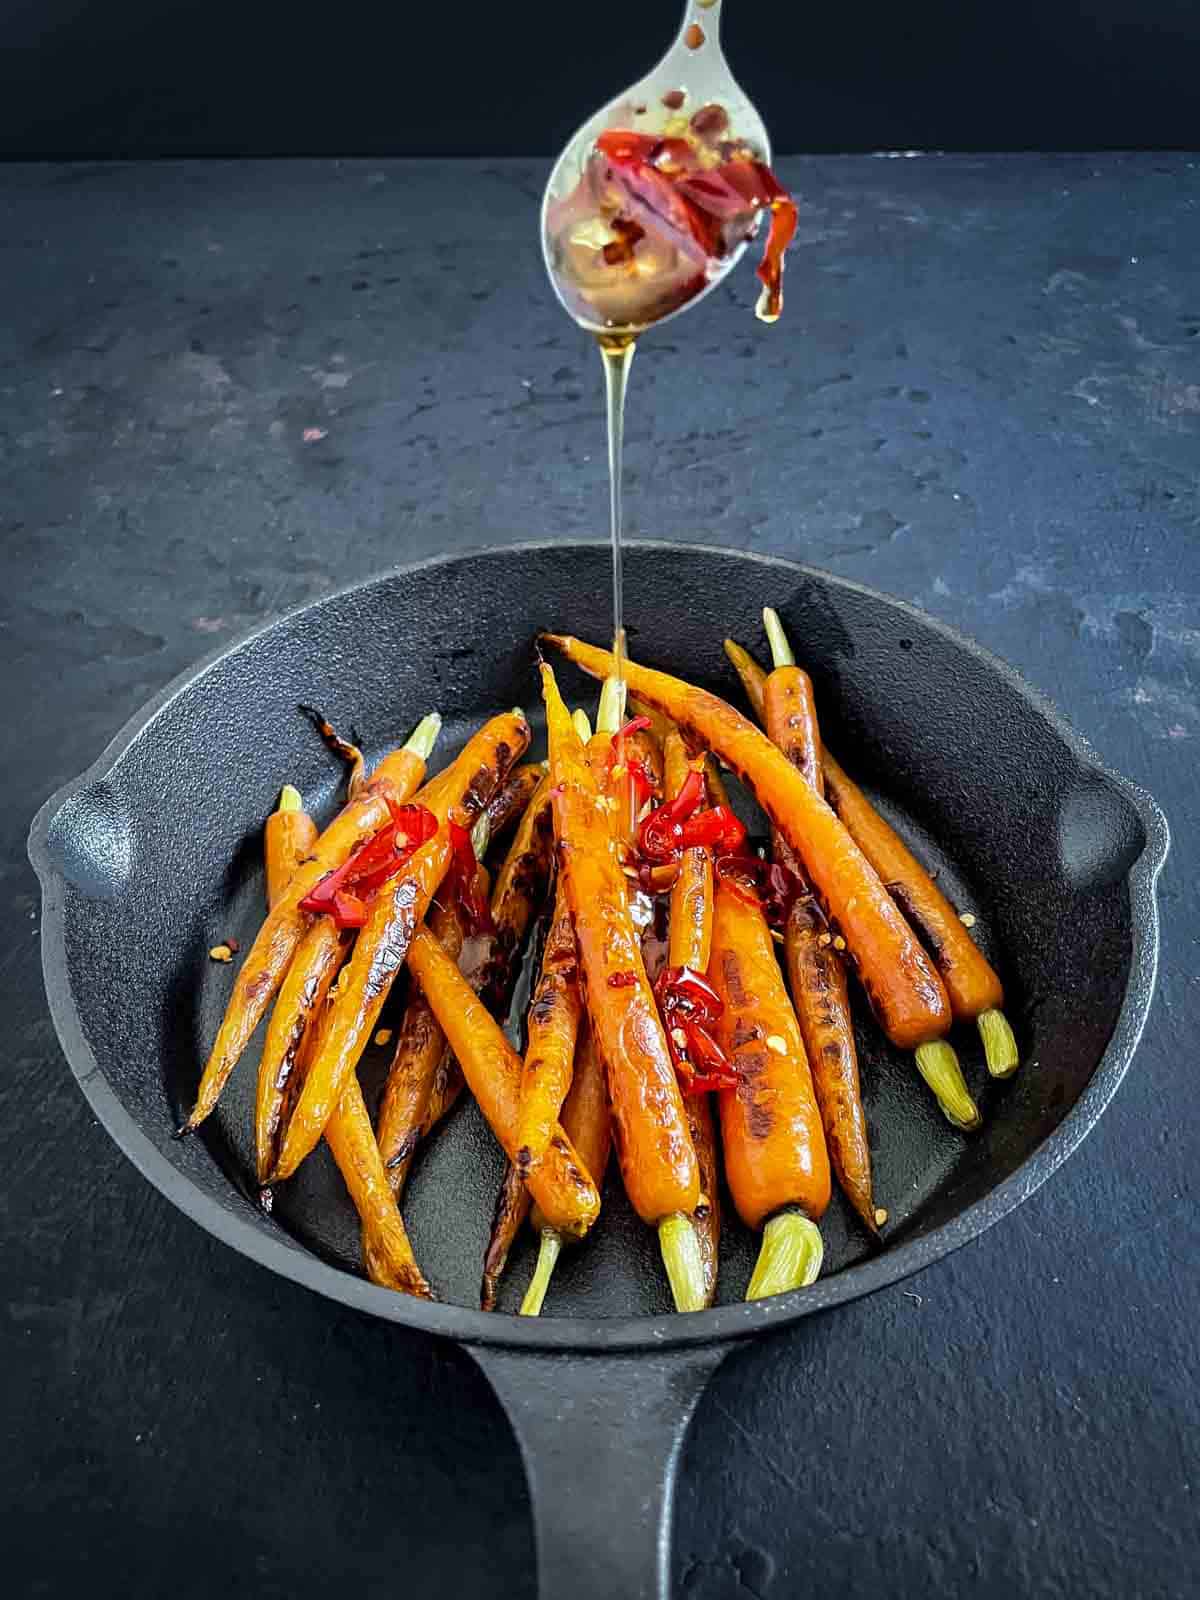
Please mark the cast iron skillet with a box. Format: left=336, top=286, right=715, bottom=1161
left=29, top=542, right=1167, bottom=1600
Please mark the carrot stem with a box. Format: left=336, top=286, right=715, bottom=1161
left=746, top=1210, right=824, bottom=1300
left=658, top=1214, right=707, bottom=1313
left=572, top=708, right=593, bottom=743
left=762, top=606, right=795, bottom=669
left=978, top=1007, right=1019, bottom=1079
left=519, top=1230, right=564, bottom=1317
left=915, top=1040, right=981, bottom=1129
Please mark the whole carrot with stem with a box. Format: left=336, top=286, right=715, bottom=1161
left=406, top=926, right=600, bottom=1236
left=710, top=878, right=831, bottom=1299
left=185, top=712, right=442, bottom=1132
left=264, top=785, right=318, bottom=909
left=820, top=749, right=1017, bottom=1077
left=732, top=626, right=986, bottom=1126
left=519, top=1021, right=612, bottom=1315
left=483, top=691, right=615, bottom=1309
left=759, top=610, right=879, bottom=1230
left=542, top=662, right=705, bottom=1313
left=662, top=731, right=722, bottom=1307
left=270, top=711, right=529, bottom=1180
left=543, top=634, right=951, bottom=1054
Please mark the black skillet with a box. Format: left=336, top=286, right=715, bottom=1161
left=29, top=541, right=1167, bottom=1599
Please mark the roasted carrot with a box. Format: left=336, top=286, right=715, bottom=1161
left=520, top=1021, right=613, bottom=1315
left=185, top=712, right=442, bottom=1132
left=406, top=926, right=600, bottom=1236
left=542, top=663, right=705, bottom=1311
left=661, top=731, right=722, bottom=1307
left=821, top=749, right=1017, bottom=1076
left=270, top=711, right=528, bottom=1181
left=710, top=878, right=831, bottom=1298
left=481, top=1163, right=531, bottom=1312
left=475, top=773, right=555, bottom=1016
left=516, top=879, right=583, bottom=1171
left=484, top=762, right=546, bottom=843
left=265, top=786, right=318, bottom=909
left=324, top=1073, right=433, bottom=1298
left=758, top=611, right=877, bottom=1232
left=374, top=817, right=494, bottom=1200
left=736, top=626, right=982, bottom=1128
left=255, top=918, right=346, bottom=1183
left=546, top=634, right=951, bottom=1053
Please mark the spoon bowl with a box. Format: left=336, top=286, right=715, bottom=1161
left=540, top=0, right=771, bottom=336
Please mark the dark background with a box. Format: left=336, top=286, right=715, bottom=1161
left=4, top=0, right=1200, bottom=158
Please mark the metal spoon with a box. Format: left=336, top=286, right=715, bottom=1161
left=540, top=0, right=771, bottom=335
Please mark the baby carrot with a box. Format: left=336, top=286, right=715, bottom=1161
left=662, top=731, right=721, bottom=1307
left=710, top=879, right=831, bottom=1297
left=264, top=785, right=318, bottom=909
left=519, top=1021, right=613, bottom=1316
left=542, top=663, right=705, bottom=1312
left=515, top=879, right=583, bottom=1172
left=406, top=926, right=600, bottom=1236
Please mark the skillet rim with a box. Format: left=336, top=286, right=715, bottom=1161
left=28, top=538, right=1170, bottom=1353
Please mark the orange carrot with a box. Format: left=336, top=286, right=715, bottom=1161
left=542, top=664, right=706, bottom=1313
left=265, top=785, right=318, bottom=909
left=406, top=927, right=600, bottom=1236
left=516, top=880, right=583, bottom=1172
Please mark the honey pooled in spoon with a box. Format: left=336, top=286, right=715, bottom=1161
left=545, top=107, right=798, bottom=334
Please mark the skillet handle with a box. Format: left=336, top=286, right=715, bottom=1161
left=469, top=1341, right=727, bottom=1600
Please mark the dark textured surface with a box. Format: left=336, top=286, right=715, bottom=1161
left=4, top=156, right=1197, bottom=1597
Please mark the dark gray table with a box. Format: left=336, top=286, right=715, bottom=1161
left=3, top=155, right=1196, bottom=1599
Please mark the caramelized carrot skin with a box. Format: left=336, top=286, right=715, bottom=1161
left=684, top=1094, right=721, bottom=1307
left=711, top=881, right=831, bottom=1232
left=407, top=927, right=600, bottom=1236
left=517, top=881, right=583, bottom=1169
left=763, top=671, right=876, bottom=1232
left=271, top=713, right=528, bottom=1180
left=544, top=636, right=951, bottom=1051
left=188, top=746, right=429, bottom=1130
left=255, top=917, right=344, bottom=1183
left=374, top=889, right=475, bottom=1199
left=822, top=750, right=1004, bottom=1021
left=663, top=733, right=714, bottom=974
left=543, top=666, right=700, bottom=1226
left=325, top=1075, right=433, bottom=1299
left=764, top=667, right=823, bottom=796
left=783, top=895, right=875, bottom=1230
left=265, top=810, right=318, bottom=908
left=485, top=763, right=545, bottom=841
left=477, top=775, right=554, bottom=1015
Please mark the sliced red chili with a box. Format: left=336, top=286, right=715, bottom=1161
left=638, top=768, right=706, bottom=862
left=298, top=804, right=438, bottom=929
left=678, top=803, right=746, bottom=855
left=714, top=851, right=807, bottom=928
